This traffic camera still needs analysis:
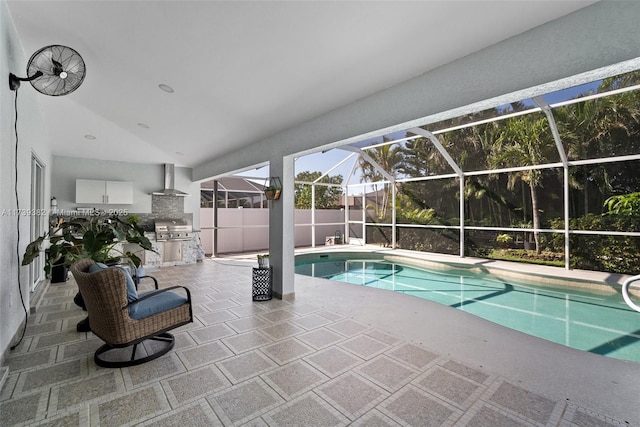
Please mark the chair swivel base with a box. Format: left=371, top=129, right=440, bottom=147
left=94, top=332, right=175, bottom=368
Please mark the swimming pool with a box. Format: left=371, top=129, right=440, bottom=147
left=295, top=255, right=640, bottom=363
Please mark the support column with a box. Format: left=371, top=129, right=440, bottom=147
left=213, top=180, right=218, bottom=257
left=269, top=155, right=296, bottom=299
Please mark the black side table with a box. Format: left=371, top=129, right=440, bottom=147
left=252, top=266, right=273, bottom=301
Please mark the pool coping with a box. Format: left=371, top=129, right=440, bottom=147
left=294, top=245, right=639, bottom=295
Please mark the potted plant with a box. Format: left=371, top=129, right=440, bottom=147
left=264, top=187, right=281, bottom=201
left=263, top=177, right=282, bottom=201
left=257, top=253, right=270, bottom=268
left=22, top=214, right=154, bottom=279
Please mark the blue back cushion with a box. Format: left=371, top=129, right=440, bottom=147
left=88, top=262, right=139, bottom=314
left=86, top=262, right=185, bottom=319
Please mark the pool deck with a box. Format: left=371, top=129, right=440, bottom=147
left=1, top=247, right=638, bottom=425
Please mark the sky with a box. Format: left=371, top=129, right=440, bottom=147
left=235, top=149, right=363, bottom=190
left=540, top=81, right=601, bottom=104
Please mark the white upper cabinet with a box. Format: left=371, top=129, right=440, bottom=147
left=105, top=181, right=134, bottom=204
left=76, top=179, right=133, bottom=204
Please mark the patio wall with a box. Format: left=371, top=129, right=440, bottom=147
left=200, top=208, right=363, bottom=254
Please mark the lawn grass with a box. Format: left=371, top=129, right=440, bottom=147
left=487, top=249, right=565, bottom=267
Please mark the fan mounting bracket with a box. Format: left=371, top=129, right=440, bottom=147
left=9, top=71, right=44, bottom=91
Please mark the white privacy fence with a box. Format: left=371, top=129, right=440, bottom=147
left=200, top=208, right=364, bottom=255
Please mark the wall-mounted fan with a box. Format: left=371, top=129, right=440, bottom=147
left=9, top=44, right=86, bottom=95
left=8, top=44, right=86, bottom=351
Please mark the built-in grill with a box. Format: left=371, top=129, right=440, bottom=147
left=155, top=218, right=193, bottom=241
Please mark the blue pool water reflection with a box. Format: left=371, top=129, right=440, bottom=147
left=295, top=258, right=640, bottom=363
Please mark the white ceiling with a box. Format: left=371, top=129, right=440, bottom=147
left=7, top=1, right=596, bottom=169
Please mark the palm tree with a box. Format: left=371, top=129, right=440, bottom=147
left=358, top=141, right=404, bottom=219
left=401, top=133, right=457, bottom=217
left=490, top=116, right=554, bottom=254
left=467, top=121, right=516, bottom=227
left=554, top=79, right=640, bottom=214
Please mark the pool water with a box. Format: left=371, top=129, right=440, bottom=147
left=295, top=258, right=640, bottom=363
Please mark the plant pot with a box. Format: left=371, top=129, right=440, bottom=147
left=258, top=257, right=270, bottom=268
left=50, top=260, right=68, bottom=283
left=264, top=189, right=281, bottom=200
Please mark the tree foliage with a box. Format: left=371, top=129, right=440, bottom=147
left=353, top=71, right=640, bottom=273
left=548, top=215, right=640, bottom=275
left=359, top=142, right=404, bottom=219
left=294, top=171, right=344, bottom=209
left=603, top=192, right=640, bottom=217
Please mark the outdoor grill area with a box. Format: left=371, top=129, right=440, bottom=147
left=153, top=218, right=196, bottom=264
left=154, top=218, right=194, bottom=242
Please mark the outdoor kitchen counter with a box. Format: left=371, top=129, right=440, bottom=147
left=142, top=231, right=202, bottom=268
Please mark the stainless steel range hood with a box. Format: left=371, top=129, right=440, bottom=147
left=152, top=164, right=190, bottom=196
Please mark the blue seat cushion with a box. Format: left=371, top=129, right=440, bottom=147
left=129, top=290, right=188, bottom=320
left=88, top=261, right=138, bottom=304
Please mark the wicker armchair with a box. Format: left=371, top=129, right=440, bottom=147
left=70, top=258, right=193, bottom=368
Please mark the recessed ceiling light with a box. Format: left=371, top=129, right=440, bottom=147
left=84, top=134, right=96, bottom=140
left=158, top=84, right=174, bottom=93
left=138, top=123, right=149, bottom=129
left=175, top=151, right=184, bottom=156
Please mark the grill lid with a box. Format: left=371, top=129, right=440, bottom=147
left=155, top=218, right=192, bottom=232
left=155, top=218, right=193, bottom=241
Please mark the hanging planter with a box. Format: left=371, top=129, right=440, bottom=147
left=264, top=177, right=282, bottom=201
left=265, top=189, right=281, bottom=200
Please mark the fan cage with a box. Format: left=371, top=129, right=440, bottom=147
left=26, top=44, right=86, bottom=96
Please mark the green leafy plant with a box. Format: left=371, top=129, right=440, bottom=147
left=257, top=253, right=270, bottom=267
left=264, top=187, right=281, bottom=200
left=22, top=215, right=154, bottom=275
left=496, top=233, right=513, bottom=244
left=397, top=207, right=436, bottom=225
left=603, top=192, right=640, bottom=216
left=548, top=214, right=640, bottom=275
left=263, top=177, right=282, bottom=201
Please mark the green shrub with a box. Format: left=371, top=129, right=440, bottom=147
left=549, top=214, right=640, bottom=274
left=496, top=234, right=513, bottom=244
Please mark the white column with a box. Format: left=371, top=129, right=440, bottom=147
left=269, top=155, right=296, bottom=299
left=311, top=184, right=316, bottom=248
left=459, top=177, right=465, bottom=257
